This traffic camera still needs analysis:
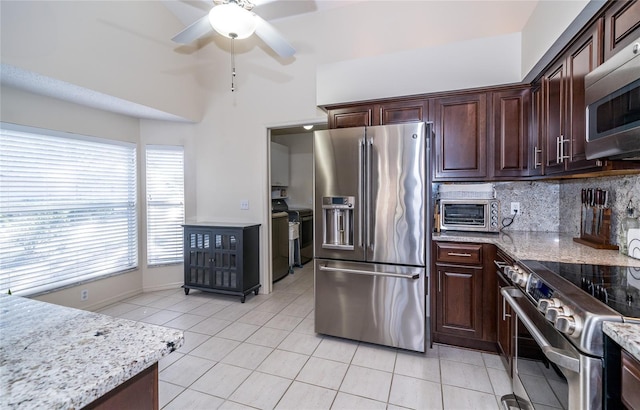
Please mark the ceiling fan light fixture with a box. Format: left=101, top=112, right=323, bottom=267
left=208, top=3, right=257, bottom=40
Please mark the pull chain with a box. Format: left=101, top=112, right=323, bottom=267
left=230, top=34, right=237, bottom=92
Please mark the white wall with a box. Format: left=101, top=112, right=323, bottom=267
left=317, top=33, right=522, bottom=105
left=0, top=0, right=202, bottom=121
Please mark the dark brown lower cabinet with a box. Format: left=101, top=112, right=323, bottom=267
left=432, top=242, right=497, bottom=351
left=622, top=349, right=640, bottom=409
left=84, top=363, right=158, bottom=410
left=435, top=264, right=483, bottom=339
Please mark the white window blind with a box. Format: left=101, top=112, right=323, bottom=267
left=146, top=145, right=184, bottom=266
left=0, top=123, right=138, bottom=296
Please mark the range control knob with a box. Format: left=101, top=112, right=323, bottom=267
left=509, top=266, right=529, bottom=287
left=537, top=298, right=560, bottom=314
left=545, top=305, right=572, bottom=323
left=555, top=315, right=582, bottom=337
left=507, top=266, right=520, bottom=281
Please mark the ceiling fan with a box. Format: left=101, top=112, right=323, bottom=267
left=171, top=0, right=296, bottom=58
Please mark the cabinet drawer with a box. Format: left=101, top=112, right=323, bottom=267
left=622, top=349, right=640, bottom=409
left=435, top=242, right=483, bottom=265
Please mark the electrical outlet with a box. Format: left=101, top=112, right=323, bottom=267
left=81, top=289, right=89, bottom=301
left=510, top=202, right=521, bottom=215
left=240, top=200, right=249, bottom=210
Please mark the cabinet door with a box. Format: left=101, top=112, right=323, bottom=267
left=529, top=85, right=545, bottom=176
left=211, top=229, right=241, bottom=291
left=185, top=229, right=213, bottom=288
left=497, top=274, right=513, bottom=373
left=435, top=265, right=483, bottom=338
left=622, top=349, right=640, bottom=409
left=543, top=62, right=567, bottom=174
left=376, top=100, right=428, bottom=125
left=603, top=0, right=640, bottom=61
left=432, top=93, right=487, bottom=180
left=566, top=24, right=603, bottom=172
left=328, top=106, right=373, bottom=128
left=491, top=88, right=530, bottom=178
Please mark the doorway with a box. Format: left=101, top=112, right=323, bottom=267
left=267, top=122, right=327, bottom=287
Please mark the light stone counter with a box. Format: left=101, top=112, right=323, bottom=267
left=434, top=230, right=640, bottom=267
left=0, top=294, right=183, bottom=409
left=603, top=321, right=640, bottom=361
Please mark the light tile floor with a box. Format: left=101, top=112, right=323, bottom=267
left=98, top=264, right=508, bottom=409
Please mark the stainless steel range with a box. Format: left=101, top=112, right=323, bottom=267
left=496, top=259, right=640, bottom=409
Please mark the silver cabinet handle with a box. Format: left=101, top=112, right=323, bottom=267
left=319, top=265, right=420, bottom=279
left=502, top=295, right=511, bottom=320
left=438, top=271, right=441, bottom=292
left=448, top=252, right=471, bottom=257
left=558, top=135, right=569, bottom=161
left=501, top=287, right=580, bottom=373
left=556, top=136, right=561, bottom=164
left=534, top=146, right=542, bottom=168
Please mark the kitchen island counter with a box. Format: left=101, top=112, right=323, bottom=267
left=0, top=294, right=183, bottom=409
left=434, top=230, right=640, bottom=267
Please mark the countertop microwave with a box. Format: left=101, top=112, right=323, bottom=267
left=585, top=37, right=640, bottom=160
left=439, top=199, right=500, bottom=233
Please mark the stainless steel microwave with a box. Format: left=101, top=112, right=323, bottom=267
left=439, top=199, right=500, bottom=233
left=585, top=37, right=640, bottom=160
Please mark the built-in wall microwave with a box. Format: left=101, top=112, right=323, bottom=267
left=439, top=199, right=500, bottom=233
left=585, top=37, right=640, bottom=160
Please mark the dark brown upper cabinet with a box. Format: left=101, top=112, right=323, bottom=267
left=375, top=100, right=428, bottom=125
left=603, top=0, right=640, bottom=61
left=538, top=23, right=603, bottom=175
left=490, top=87, right=531, bottom=179
left=431, top=93, right=487, bottom=181
left=328, top=106, right=373, bottom=128
left=529, top=85, right=545, bottom=177
left=327, top=100, right=427, bottom=128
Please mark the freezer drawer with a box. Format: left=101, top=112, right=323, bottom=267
left=314, top=259, right=426, bottom=352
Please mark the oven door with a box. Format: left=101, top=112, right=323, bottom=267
left=501, top=287, right=603, bottom=410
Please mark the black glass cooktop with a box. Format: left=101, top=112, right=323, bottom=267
left=526, top=260, right=640, bottom=319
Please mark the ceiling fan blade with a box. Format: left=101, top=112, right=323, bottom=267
left=253, top=15, right=295, bottom=57
left=171, top=15, right=213, bottom=44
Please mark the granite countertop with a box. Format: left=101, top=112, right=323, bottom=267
left=603, top=321, right=640, bottom=361
left=434, top=230, right=640, bottom=267
left=0, top=294, right=184, bottom=409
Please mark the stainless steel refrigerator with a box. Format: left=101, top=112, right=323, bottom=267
left=313, top=122, right=430, bottom=352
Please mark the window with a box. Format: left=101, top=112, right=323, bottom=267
left=146, top=145, right=184, bottom=266
left=0, top=123, right=137, bottom=296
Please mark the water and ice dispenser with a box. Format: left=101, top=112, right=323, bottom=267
left=322, top=196, right=354, bottom=250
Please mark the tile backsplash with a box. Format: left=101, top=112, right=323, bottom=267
left=435, top=173, right=640, bottom=248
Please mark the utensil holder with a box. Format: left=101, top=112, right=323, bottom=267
left=574, top=207, right=619, bottom=250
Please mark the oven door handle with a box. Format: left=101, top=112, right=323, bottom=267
left=501, top=287, right=580, bottom=374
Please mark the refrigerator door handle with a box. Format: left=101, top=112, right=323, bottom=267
left=319, top=265, right=420, bottom=280
left=359, top=138, right=365, bottom=248
left=365, top=137, right=373, bottom=251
